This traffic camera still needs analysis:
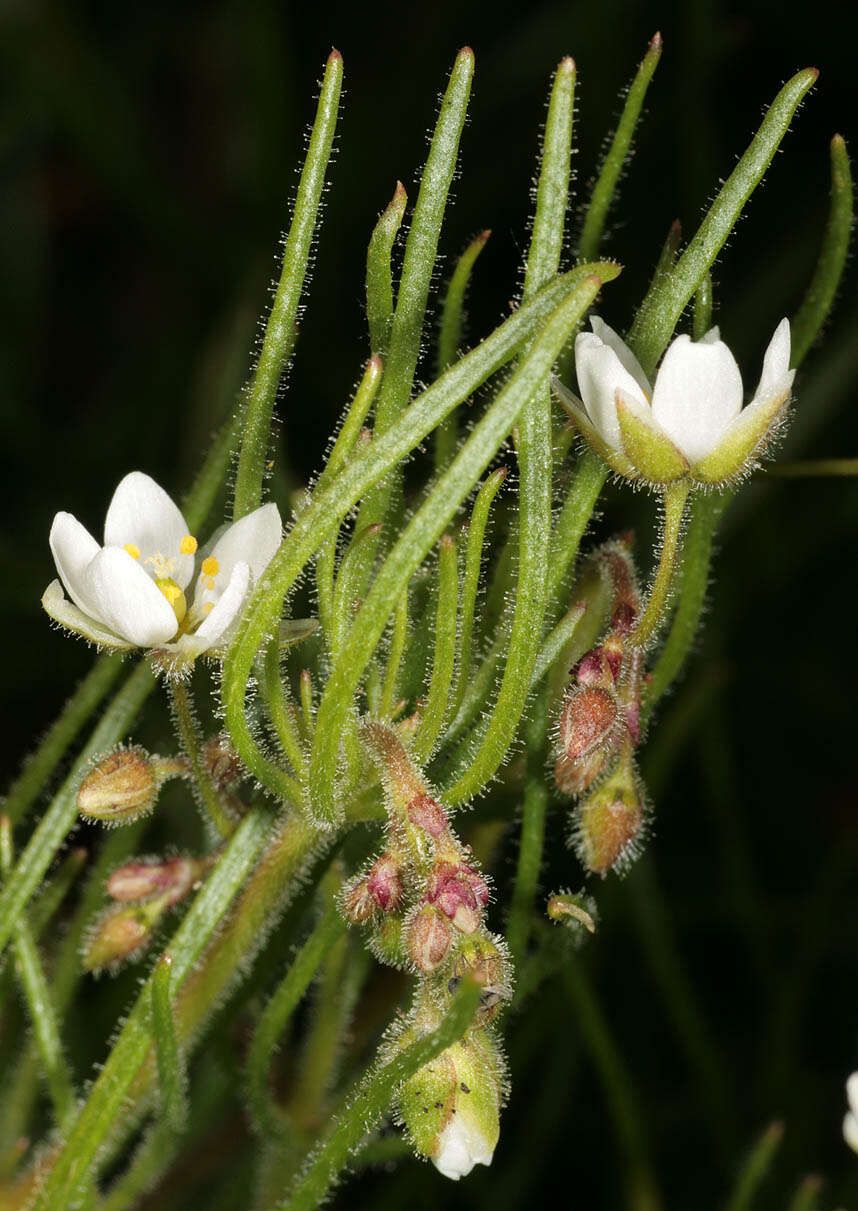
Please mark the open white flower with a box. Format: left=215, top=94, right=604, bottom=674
left=43, top=471, right=281, bottom=661
left=553, top=315, right=795, bottom=485
left=844, top=1071, right=858, bottom=1154
left=433, top=1103, right=496, bottom=1181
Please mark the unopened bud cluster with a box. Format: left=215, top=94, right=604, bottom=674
left=344, top=719, right=512, bottom=1178
left=554, top=541, right=649, bottom=875
left=83, top=852, right=210, bottom=972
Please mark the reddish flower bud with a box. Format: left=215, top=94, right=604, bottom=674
left=406, top=792, right=448, bottom=837
left=574, top=648, right=612, bottom=687
left=554, top=748, right=608, bottom=796
left=428, top=862, right=488, bottom=934
left=83, top=902, right=159, bottom=972
left=408, top=905, right=453, bottom=972
left=611, top=602, right=637, bottom=634
left=367, top=854, right=403, bottom=912
left=558, top=686, right=619, bottom=763
left=342, top=876, right=376, bottom=924
left=107, top=856, right=204, bottom=907
left=78, top=747, right=157, bottom=823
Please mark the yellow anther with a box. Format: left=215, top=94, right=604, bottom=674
left=155, top=578, right=187, bottom=626
left=205, top=577, right=216, bottom=591
left=203, top=601, right=215, bottom=615
left=124, top=543, right=141, bottom=560
left=201, top=556, right=219, bottom=578
left=180, top=534, right=198, bottom=555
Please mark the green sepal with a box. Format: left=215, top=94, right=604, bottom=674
left=615, top=391, right=689, bottom=483
left=42, top=580, right=134, bottom=651
left=692, top=385, right=791, bottom=484
left=550, top=377, right=637, bottom=478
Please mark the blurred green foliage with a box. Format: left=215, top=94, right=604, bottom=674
left=1, top=1, right=856, bottom=1207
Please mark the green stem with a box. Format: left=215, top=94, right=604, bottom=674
left=151, top=954, right=187, bottom=1131
left=32, top=809, right=272, bottom=1211
left=0, top=818, right=76, bottom=1132
left=1, top=653, right=123, bottom=827
left=507, top=703, right=549, bottom=966
left=168, top=677, right=238, bottom=840
left=723, top=1122, right=784, bottom=1211
left=0, top=659, right=154, bottom=964
left=222, top=263, right=619, bottom=807
left=645, top=492, right=725, bottom=713
left=577, top=33, right=662, bottom=261
left=630, top=483, right=690, bottom=648
left=261, top=640, right=307, bottom=783
left=693, top=271, right=713, bottom=340
left=232, top=50, right=343, bottom=519
left=450, top=468, right=507, bottom=715
left=627, top=68, right=819, bottom=376
left=246, top=903, right=346, bottom=1137
left=280, top=978, right=481, bottom=1211
left=791, top=134, right=853, bottom=367
left=412, top=534, right=458, bottom=762
left=546, top=450, right=608, bottom=615
left=366, top=184, right=407, bottom=356
left=434, top=230, right=492, bottom=471
left=332, top=523, right=383, bottom=659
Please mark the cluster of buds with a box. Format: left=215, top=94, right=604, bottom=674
left=77, top=745, right=187, bottom=825
left=83, top=853, right=210, bottom=972
left=554, top=541, right=649, bottom=875
left=343, top=719, right=512, bottom=1178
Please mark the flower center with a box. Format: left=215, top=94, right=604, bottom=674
left=122, top=534, right=198, bottom=628
left=155, top=578, right=187, bottom=625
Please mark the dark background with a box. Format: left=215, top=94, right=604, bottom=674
left=2, top=0, right=857, bottom=1206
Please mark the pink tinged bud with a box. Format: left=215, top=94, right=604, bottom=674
left=107, top=857, right=201, bottom=907
left=367, top=854, right=403, bottom=912
left=406, top=792, right=448, bottom=837
left=408, top=905, right=453, bottom=972
left=428, top=862, right=488, bottom=935
left=78, top=747, right=157, bottom=823
left=554, top=749, right=607, bottom=796
left=574, top=648, right=610, bottom=687
left=558, top=686, right=619, bottom=762
left=611, top=602, right=637, bottom=634
left=576, top=782, right=644, bottom=875
left=601, top=634, right=624, bottom=681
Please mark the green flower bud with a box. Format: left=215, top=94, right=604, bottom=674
left=399, top=1032, right=502, bottom=1181
left=83, top=898, right=165, bottom=972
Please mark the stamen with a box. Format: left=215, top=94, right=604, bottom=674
left=203, top=602, right=215, bottom=615
left=180, top=534, right=198, bottom=555
left=124, top=543, right=141, bottom=560
left=155, top=578, right=187, bottom=626
left=201, top=556, right=219, bottom=578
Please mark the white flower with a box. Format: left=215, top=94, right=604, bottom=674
left=553, top=316, right=795, bottom=485
left=433, top=1107, right=496, bottom=1181
left=43, top=471, right=281, bottom=661
left=844, top=1071, right=858, bottom=1154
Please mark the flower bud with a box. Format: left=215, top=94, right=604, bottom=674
left=83, top=900, right=163, bottom=972
left=78, top=747, right=158, bottom=823
left=558, top=685, right=619, bottom=763
left=107, top=856, right=206, bottom=907
left=449, top=936, right=512, bottom=1023
left=341, top=876, right=376, bottom=924
left=554, top=748, right=607, bottom=796
left=366, top=853, right=403, bottom=912
left=546, top=891, right=597, bottom=935
left=399, top=1033, right=502, bottom=1181
left=406, top=792, right=448, bottom=838
left=575, top=757, right=645, bottom=874
left=407, top=904, right=453, bottom=972
left=428, top=861, right=489, bottom=935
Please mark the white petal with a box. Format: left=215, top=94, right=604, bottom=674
left=49, top=512, right=102, bottom=619
left=42, top=580, right=134, bottom=650
left=847, top=1072, right=858, bottom=1116
left=104, top=471, right=195, bottom=590
left=184, top=561, right=250, bottom=656
left=575, top=332, right=650, bottom=449
left=589, top=317, right=652, bottom=397
left=83, top=547, right=179, bottom=647
left=432, top=1117, right=494, bottom=1181
left=207, top=503, right=282, bottom=587
left=755, top=318, right=791, bottom=399
left=651, top=334, right=743, bottom=461
left=699, top=325, right=721, bottom=344
left=844, top=1110, right=858, bottom=1154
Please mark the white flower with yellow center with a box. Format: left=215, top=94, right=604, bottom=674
left=844, top=1071, right=858, bottom=1154
left=553, top=316, right=795, bottom=485
left=43, top=471, right=281, bottom=661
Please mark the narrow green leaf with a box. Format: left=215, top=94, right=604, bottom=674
left=233, top=50, right=344, bottom=519
left=413, top=534, right=459, bottom=762
left=628, top=68, right=819, bottom=375
left=724, top=1121, right=784, bottom=1211
left=379, top=590, right=409, bottom=719
left=151, top=954, right=187, bottom=1132
left=366, top=183, right=407, bottom=355
left=791, top=133, right=853, bottom=367
left=578, top=34, right=662, bottom=261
